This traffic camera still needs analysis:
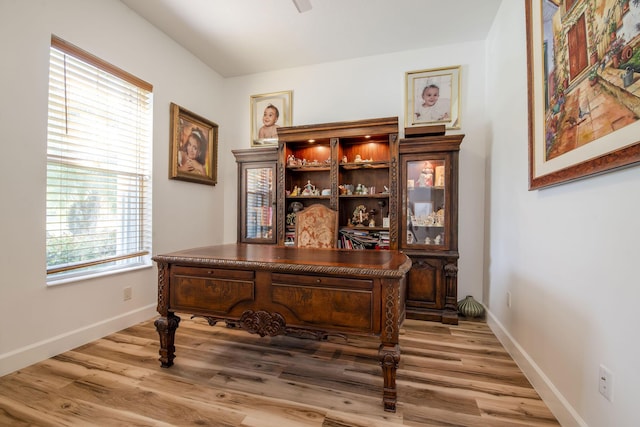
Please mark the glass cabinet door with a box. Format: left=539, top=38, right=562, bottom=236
left=243, top=164, right=275, bottom=243
left=403, top=156, right=448, bottom=248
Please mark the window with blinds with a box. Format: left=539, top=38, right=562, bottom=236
left=46, top=35, right=153, bottom=283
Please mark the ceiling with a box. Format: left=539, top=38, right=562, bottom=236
left=120, top=0, right=503, bottom=78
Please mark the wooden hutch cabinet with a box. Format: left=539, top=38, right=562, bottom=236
left=232, top=119, right=464, bottom=325
left=398, top=133, right=464, bottom=324
left=232, top=147, right=278, bottom=244
left=275, top=117, right=399, bottom=249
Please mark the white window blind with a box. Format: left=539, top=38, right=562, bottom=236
left=46, top=35, right=153, bottom=282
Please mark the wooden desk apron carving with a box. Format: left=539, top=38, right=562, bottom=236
left=153, top=244, right=411, bottom=412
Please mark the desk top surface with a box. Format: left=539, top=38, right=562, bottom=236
left=153, top=244, right=411, bottom=278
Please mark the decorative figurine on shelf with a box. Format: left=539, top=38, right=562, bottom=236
left=436, top=208, right=445, bottom=226
left=287, top=154, right=297, bottom=167
left=354, top=154, right=363, bottom=162
left=425, top=236, right=431, bottom=244
left=355, top=183, right=368, bottom=195
left=342, top=155, right=348, bottom=163
left=302, top=180, right=316, bottom=196
left=368, top=209, right=376, bottom=227
left=286, top=212, right=297, bottom=226
left=417, top=161, right=434, bottom=187
left=289, top=201, right=303, bottom=212
left=434, top=235, right=442, bottom=245
left=290, top=185, right=300, bottom=196
left=435, top=165, right=445, bottom=186
left=352, top=205, right=369, bottom=226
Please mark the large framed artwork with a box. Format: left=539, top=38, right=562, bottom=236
left=405, top=66, right=461, bottom=130
left=169, top=103, right=218, bottom=186
left=526, top=0, right=640, bottom=190
left=250, top=90, right=292, bottom=147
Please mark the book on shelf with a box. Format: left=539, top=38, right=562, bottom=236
left=339, top=229, right=389, bottom=250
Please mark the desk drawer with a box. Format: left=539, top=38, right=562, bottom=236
left=170, top=267, right=255, bottom=314
left=271, top=272, right=375, bottom=333
left=271, top=272, right=372, bottom=289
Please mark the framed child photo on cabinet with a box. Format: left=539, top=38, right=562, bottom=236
left=251, top=90, right=292, bottom=147
left=169, top=102, right=218, bottom=186
left=405, top=65, right=461, bottom=130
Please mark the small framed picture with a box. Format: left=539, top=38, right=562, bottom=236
left=169, top=103, right=218, bottom=186
left=250, top=90, right=292, bottom=147
left=405, top=66, right=461, bottom=130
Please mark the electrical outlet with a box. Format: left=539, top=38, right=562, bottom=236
left=123, top=286, right=132, bottom=301
left=506, top=291, right=512, bottom=308
left=599, top=365, right=613, bottom=401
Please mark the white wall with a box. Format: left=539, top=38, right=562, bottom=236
left=0, top=0, right=227, bottom=375
left=221, top=43, right=489, bottom=304
left=486, top=2, right=640, bottom=427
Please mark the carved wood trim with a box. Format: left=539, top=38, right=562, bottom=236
left=389, top=133, right=399, bottom=248
left=277, top=143, right=286, bottom=245
left=152, top=256, right=411, bottom=279
left=156, top=262, right=169, bottom=316
left=330, top=138, right=339, bottom=210
left=444, top=262, right=458, bottom=311
left=240, top=310, right=286, bottom=337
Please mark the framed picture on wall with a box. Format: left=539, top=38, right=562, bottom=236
left=250, top=90, right=292, bottom=147
left=405, top=65, right=461, bottom=130
left=169, top=102, right=218, bottom=186
left=526, top=0, right=640, bottom=190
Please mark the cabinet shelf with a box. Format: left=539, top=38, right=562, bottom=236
left=340, top=161, right=389, bottom=170
left=339, top=194, right=389, bottom=199
left=341, top=226, right=389, bottom=232
left=286, top=195, right=331, bottom=200
left=408, top=186, right=444, bottom=191
left=286, top=166, right=330, bottom=172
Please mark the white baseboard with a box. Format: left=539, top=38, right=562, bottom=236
left=485, top=309, right=587, bottom=427
left=0, top=304, right=157, bottom=376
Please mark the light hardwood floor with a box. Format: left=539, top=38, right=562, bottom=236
left=0, top=315, right=560, bottom=426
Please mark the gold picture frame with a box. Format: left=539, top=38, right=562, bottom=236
left=526, top=0, right=640, bottom=190
left=169, top=102, right=218, bottom=186
left=405, top=65, right=461, bottom=130
left=250, top=90, right=292, bottom=147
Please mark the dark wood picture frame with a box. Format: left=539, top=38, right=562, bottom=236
left=169, top=102, right=218, bottom=186
left=526, top=0, right=640, bottom=190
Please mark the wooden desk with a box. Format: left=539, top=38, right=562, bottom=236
left=153, top=244, right=411, bottom=412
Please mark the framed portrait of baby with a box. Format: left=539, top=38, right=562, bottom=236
left=405, top=66, right=461, bottom=130
left=169, top=102, right=218, bottom=186
left=250, top=90, right=292, bottom=147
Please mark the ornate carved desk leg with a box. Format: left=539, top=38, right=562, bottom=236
left=379, top=278, right=401, bottom=412
left=379, top=343, right=400, bottom=412
left=154, top=313, right=180, bottom=367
